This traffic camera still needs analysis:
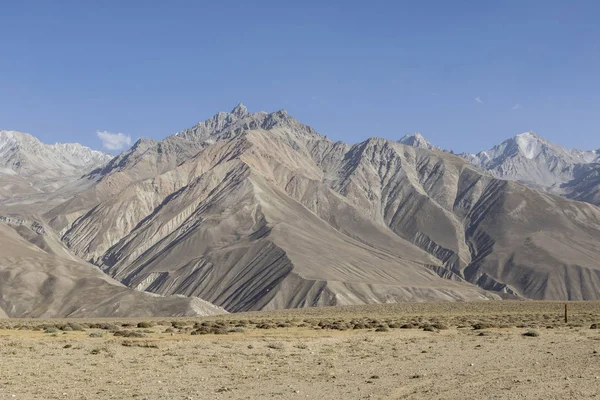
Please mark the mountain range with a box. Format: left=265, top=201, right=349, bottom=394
left=400, top=131, right=600, bottom=206
left=2, top=105, right=600, bottom=318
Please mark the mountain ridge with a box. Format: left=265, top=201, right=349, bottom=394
left=3, top=106, right=600, bottom=317
left=38, top=106, right=600, bottom=309
left=399, top=131, right=600, bottom=206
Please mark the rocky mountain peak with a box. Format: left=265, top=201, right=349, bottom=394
left=230, top=102, right=250, bottom=118
left=0, top=130, right=112, bottom=178
left=512, top=132, right=546, bottom=160
left=398, top=133, right=438, bottom=150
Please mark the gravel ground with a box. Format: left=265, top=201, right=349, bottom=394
left=1, top=301, right=600, bottom=399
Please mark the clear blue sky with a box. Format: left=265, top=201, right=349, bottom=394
left=2, top=0, right=599, bottom=153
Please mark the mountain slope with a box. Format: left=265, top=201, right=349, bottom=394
left=45, top=106, right=600, bottom=309
left=0, top=219, right=224, bottom=318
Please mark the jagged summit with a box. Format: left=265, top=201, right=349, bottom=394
left=4, top=104, right=600, bottom=318
left=173, top=105, right=322, bottom=144
left=398, top=133, right=439, bottom=150
left=0, top=130, right=112, bottom=179
left=230, top=102, right=250, bottom=118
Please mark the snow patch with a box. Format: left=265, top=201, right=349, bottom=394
left=515, top=132, right=542, bottom=159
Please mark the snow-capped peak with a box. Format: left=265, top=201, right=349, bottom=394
left=459, top=131, right=600, bottom=188
left=0, top=130, right=112, bottom=178
left=514, top=132, right=544, bottom=159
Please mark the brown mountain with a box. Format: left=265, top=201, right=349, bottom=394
left=28, top=104, right=600, bottom=312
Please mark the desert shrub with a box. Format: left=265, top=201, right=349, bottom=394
left=191, top=325, right=229, bottom=335
left=228, top=327, right=245, bottom=333
left=400, top=323, right=416, bottom=329
left=591, top=323, right=600, bottom=329
left=88, top=323, right=119, bottom=331
left=375, top=325, right=390, bottom=332
left=163, top=327, right=175, bottom=333
left=213, top=326, right=229, bottom=335
left=522, top=330, right=540, bottom=337
left=277, top=322, right=292, bottom=328
left=122, top=341, right=158, bottom=348
left=422, top=326, right=436, bottom=332
left=114, top=330, right=147, bottom=338
left=266, top=342, right=284, bottom=350
left=332, top=322, right=350, bottom=330
left=317, top=320, right=331, bottom=328
left=366, top=319, right=381, bottom=329
left=70, top=323, right=86, bottom=331
left=431, top=323, right=448, bottom=330
left=44, top=327, right=59, bottom=334
left=171, top=321, right=187, bottom=329
left=137, top=321, right=154, bottom=328
left=88, top=331, right=104, bottom=338
left=472, top=323, right=494, bottom=330
left=256, top=323, right=274, bottom=329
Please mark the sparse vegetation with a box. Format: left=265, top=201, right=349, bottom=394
left=266, top=342, right=285, bottom=350
left=2, top=302, right=600, bottom=399
left=523, top=330, right=540, bottom=337
left=114, top=330, right=147, bottom=338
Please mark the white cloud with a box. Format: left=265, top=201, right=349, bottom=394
left=475, top=97, right=483, bottom=104
left=512, top=103, right=523, bottom=110
left=96, top=130, right=132, bottom=151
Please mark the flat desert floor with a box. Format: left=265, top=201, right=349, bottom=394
left=1, top=301, right=600, bottom=399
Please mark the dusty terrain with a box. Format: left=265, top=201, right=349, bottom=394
left=1, top=301, right=600, bottom=400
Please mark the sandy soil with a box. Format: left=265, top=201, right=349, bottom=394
left=1, top=302, right=600, bottom=399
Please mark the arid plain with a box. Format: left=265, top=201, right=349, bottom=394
left=1, top=301, right=600, bottom=400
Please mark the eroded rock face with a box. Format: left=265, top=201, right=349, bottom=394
left=37, top=105, right=600, bottom=311
left=0, top=222, right=225, bottom=318
left=4, top=105, right=600, bottom=315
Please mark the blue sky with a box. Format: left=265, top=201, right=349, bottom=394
left=2, top=0, right=599, bottom=153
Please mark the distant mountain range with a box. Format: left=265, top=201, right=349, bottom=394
left=399, top=131, right=600, bottom=206
left=2, top=106, right=600, bottom=317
